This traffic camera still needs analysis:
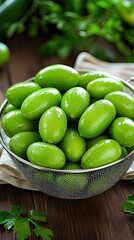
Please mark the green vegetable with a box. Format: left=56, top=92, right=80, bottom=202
left=0, top=1, right=134, bottom=62
left=109, top=117, right=134, bottom=147
left=121, top=146, right=128, bottom=157
left=0, top=0, right=32, bottom=24
left=5, top=103, right=17, bottom=113
left=79, top=71, right=112, bottom=88
left=39, top=106, right=67, bottom=144
left=0, top=205, right=53, bottom=240
left=105, top=91, right=134, bottom=120
left=35, top=0, right=134, bottom=61
left=27, top=142, right=66, bottom=169
left=0, top=42, right=10, bottom=67
left=6, top=81, right=41, bottom=108
left=55, top=174, right=88, bottom=193
left=81, top=139, right=122, bottom=168
left=86, top=78, right=124, bottom=99
left=21, top=87, right=61, bottom=120
left=62, top=161, right=82, bottom=170
left=78, top=99, right=116, bottom=138
left=9, top=131, right=41, bottom=158
left=86, top=134, right=109, bottom=149
left=0, top=0, right=33, bottom=39
left=60, top=128, right=86, bottom=162
left=114, top=0, right=134, bottom=26
left=2, top=109, right=38, bottom=137
left=61, top=87, right=90, bottom=121
left=121, top=194, right=134, bottom=215
left=34, top=64, right=80, bottom=92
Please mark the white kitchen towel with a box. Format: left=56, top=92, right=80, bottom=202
left=0, top=146, right=36, bottom=189
left=74, top=52, right=134, bottom=81
left=0, top=52, right=134, bottom=190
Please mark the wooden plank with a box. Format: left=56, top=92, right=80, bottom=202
left=0, top=181, right=133, bottom=240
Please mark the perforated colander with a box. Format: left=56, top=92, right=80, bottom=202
left=0, top=77, right=134, bottom=199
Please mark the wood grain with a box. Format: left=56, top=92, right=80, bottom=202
left=0, top=181, right=133, bottom=240
left=0, top=34, right=133, bottom=240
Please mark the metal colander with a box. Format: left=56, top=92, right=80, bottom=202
left=0, top=77, right=134, bottom=199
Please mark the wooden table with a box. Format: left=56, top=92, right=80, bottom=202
left=0, top=34, right=134, bottom=240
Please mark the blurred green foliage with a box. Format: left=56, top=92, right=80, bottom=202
left=0, top=0, right=134, bottom=62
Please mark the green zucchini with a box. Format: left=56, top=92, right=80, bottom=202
left=0, top=0, right=32, bottom=24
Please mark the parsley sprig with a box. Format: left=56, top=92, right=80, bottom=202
left=121, top=194, right=134, bottom=215
left=3, top=0, right=134, bottom=62
left=0, top=205, right=53, bottom=240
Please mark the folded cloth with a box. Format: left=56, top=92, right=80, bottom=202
left=0, top=146, right=36, bottom=189
left=0, top=52, right=134, bottom=190
left=74, top=52, right=134, bottom=81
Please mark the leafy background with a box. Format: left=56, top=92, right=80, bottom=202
left=1, top=0, right=134, bottom=62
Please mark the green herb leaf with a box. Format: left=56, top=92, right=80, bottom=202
left=4, top=218, right=16, bottom=230
left=0, top=211, right=14, bottom=224
left=0, top=211, right=16, bottom=229
left=0, top=205, right=53, bottom=240
left=1, top=0, right=133, bottom=61
left=11, top=205, right=23, bottom=217
left=30, top=210, right=47, bottom=222
left=34, top=223, right=53, bottom=240
left=13, top=218, right=31, bottom=240
left=121, top=194, right=134, bottom=215
left=0, top=205, right=23, bottom=230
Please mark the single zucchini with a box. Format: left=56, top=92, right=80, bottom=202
left=0, top=0, right=32, bottom=24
